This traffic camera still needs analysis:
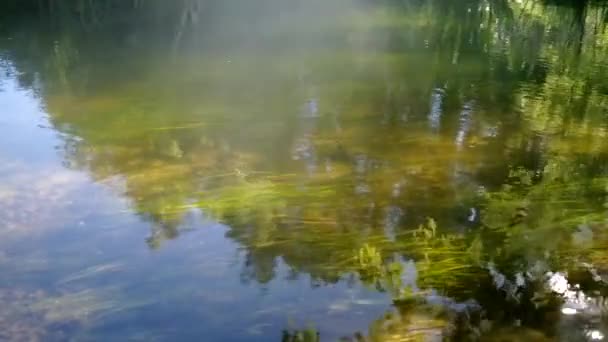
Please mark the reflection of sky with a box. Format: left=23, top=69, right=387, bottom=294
left=0, top=62, right=60, bottom=165
left=0, top=64, right=390, bottom=340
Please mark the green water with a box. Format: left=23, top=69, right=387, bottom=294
left=2, top=0, right=608, bottom=340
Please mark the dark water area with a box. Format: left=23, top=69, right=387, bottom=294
left=2, top=0, right=608, bottom=341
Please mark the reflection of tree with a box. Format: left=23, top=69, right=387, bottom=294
left=3, top=0, right=607, bottom=256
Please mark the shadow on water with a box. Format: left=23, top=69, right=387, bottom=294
left=3, top=0, right=608, bottom=340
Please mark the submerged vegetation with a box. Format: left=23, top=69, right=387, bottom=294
left=3, top=0, right=608, bottom=340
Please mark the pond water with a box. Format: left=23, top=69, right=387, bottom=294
left=2, top=0, right=608, bottom=340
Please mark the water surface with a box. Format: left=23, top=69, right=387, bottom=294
left=2, top=0, right=608, bottom=340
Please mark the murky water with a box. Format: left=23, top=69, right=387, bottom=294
left=2, top=0, right=608, bottom=340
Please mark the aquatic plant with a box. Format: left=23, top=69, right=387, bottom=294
left=357, top=244, right=384, bottom=280
left=281, top=327, right=320, bottom=342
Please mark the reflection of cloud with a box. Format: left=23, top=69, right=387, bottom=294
left=547, top=272, right=569, bottom=294
left=0, top=162, right=93, bottom=239
left=542, top=271, right=608, bottom=340
left=587, top=330, right=605, bottom=340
